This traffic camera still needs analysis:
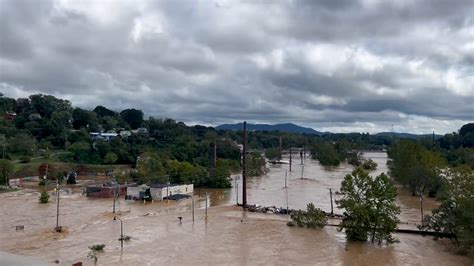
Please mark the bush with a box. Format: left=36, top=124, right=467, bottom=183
left=362, top=159, right=377, bottom=170
left=39, top=191, right=49, bottom=203
left=289, top=203, right=327, bottom=229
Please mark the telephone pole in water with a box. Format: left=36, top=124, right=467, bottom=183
left=55, top=179, right=61, bottom=232
left=242, top=121, right=247, bottom=209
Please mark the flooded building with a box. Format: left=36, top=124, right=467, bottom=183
left=85, top=181, right=127, bottom=197
left=126, top=183, right=193, bottom=201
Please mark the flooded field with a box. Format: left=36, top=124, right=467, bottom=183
left=0, top=152, right=470, bottom=265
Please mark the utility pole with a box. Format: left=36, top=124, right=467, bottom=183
left=235, top=176, right=239, bottom=205
left=284, top=170, right=288, bottom=188
left=300, top=150, right=303, bottom=165
left=55, top=179, right=61, bottom=232
left=44, top=164, right=49, bottom=191
left=301, top=165, right=304, bottom=179
left=329, top=188, right=334, bottom=216
left=167, top=175, right=170, bottom=204
left=278, top=136, right=282, bottom=161
left=420, top=193, right=424, bottom=225
left=289, top=147, right=292, bottom=172
left=286, top=185, right=289, bottom=212
left=192, top=196, right=195, bottom=222
left=115, top=216, right=124, bottom=249
left=113, top=184, right=117, bottom=215
left=205, top=192, right=208, bottom=220
left=242, top=121, right=247, bottom=209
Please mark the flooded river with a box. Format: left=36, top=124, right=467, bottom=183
left=201, top=152, right=438, bottom=227
left=0, top=152, right=470, bottom=265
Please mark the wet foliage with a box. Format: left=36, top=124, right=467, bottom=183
left=419, top=166, right=474, bottom=259
left=289, top=203, right=327, bottom=229
left=39, top=191, right=49, bottom=204
left=337, top=168, right=400, bottom=243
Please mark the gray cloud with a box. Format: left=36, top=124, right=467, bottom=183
left=0, top=0, right=473, bottom=134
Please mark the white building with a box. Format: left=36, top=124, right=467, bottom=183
left=126, top=184, right=193, bottom=201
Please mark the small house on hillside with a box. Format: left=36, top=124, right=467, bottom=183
left=90, top=132, right=119, bottom=141
left=28, top=113, right=42, bottom=120
left=5, top=111, right=17, bottom=121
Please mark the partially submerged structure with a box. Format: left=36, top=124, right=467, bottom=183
left=85, top=181, right=127, bottom=197
left=126, top=183, right=193, bottom=201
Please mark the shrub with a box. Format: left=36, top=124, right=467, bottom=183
left=289, top=203, right=327, bottom=229
left=39, top=191, right=49, bottom=203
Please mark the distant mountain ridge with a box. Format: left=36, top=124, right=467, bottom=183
left=216, top=123, right=442, bottom=138
left=375, top=132, right=442, bottom=139
left=216, top=123, right=321, bottom=134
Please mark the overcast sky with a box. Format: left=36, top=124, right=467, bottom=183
left=1, top=0, right=473, bottom=134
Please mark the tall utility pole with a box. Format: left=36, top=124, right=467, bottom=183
left=284, top=170, right=288, bottom=188
left=278, top=137, right=282, bottom=161
left=55, top=179, right=61, bottom=232
left=301, top=165, right=304, bottom=179
left=205, top=192, right=209, bottom=220
left=44, top=164, right=49, bottom=192
left=113, top=182, right=118, bottom=216
left=420, top=193, right=424, bottom=225
left=329, top=188, right=334, bottom=216
left=192, top=196, right=195, bottom=222
left=289, top=147, right=292, bottom=172
left=242, top=121, right=247, bottom=209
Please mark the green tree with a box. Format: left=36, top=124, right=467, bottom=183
left=93, top=105, right=117, bottom=117
left=39, top=191, right=49, bottom=203
left=29, top=94, right=72, bottom=119
left=311, top=142, right=341, bottom=166
left=69, top=141, right=91, bottom=162
left=420, top=166, right=474, bottom=258
left=104, top=152, right=118, bottom=165
left=459, top=123, right=474, bottom=137
left=337, top=168, right=400, bottom=243
left=8, top=134, right=36, bottom=155
left=265, top=147, right=281, bottom=161
left=389, top=140, right=445, bottom=196
left=0, top=94, right=16, bottom=114
left=120, top=109, right=143, bottom=129
left=246, top=152, right=266, bottom=176
left=137, top=151, right=166, bottom=183
left=0, top=159, right=14, bottom=186
left=72, top=108, right=99, bottom=131
left=289, top=203, right=327, bottom=228
left=362, top=159, right=377, bottom=170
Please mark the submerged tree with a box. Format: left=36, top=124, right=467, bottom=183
left=88, top=244, right=105, bottom=265
left=420, top=166, right=474, bottom=258
left=337, top=168, right=400, bottom=243
left=288, top=203, right=327, bottom=229
left=39, top=191, right=49, bottom=203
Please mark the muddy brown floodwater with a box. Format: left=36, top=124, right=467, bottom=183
left=0, top=152, right=470, bottom=265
